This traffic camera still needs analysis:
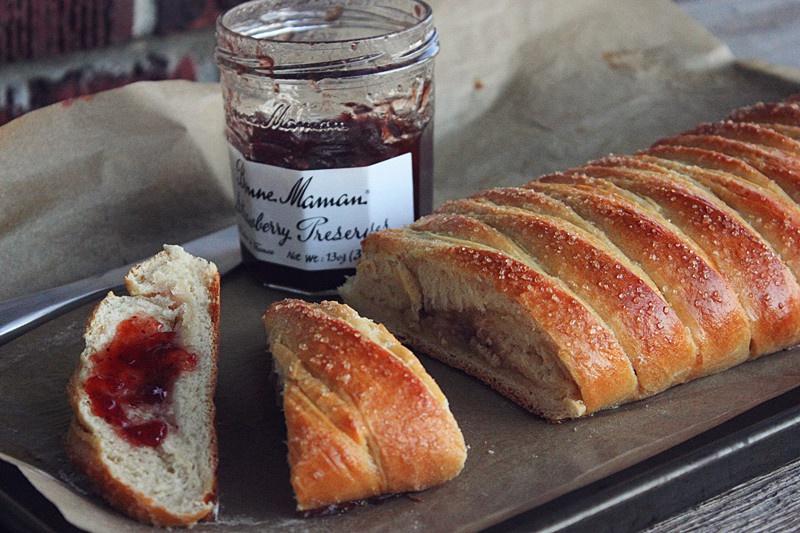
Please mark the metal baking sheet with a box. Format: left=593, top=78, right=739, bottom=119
left=2, top=266, right=800, bottom=532
left=4, top=380, right=800, bottom=533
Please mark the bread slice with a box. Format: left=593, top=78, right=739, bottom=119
left=263, top=299, right=467, bottom=512
left=66, top=245, right=219, bottom=527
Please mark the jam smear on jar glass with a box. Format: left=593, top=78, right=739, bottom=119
left=85, top=315, right=197, bottom=448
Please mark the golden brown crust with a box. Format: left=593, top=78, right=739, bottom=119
left=281, top=379, right=383, bottom=510
left=264, top=299, right=467, bottom=511
left=729, top=101, right=800, bottom=127
left=545, top=164, right=800, bottom=356
left=727, top=102, right=800, bottom=140
left=470, top=187, right=589, bottom=227
left=760, top=123, right=800, bottom=140
left=203, top=273, right=220, bottom=513
left=435, top=199, right=695, bottom=395
left=463, top=186, right=630, bottom=247
left=654, top=133, right=800, bottom=202
left=412, top=212, right=525, bottom=254
left=65, top=267, right=220, bottom=527
left=523, top=179, right=749, bottom=376
left=636, top=154, right=800, bottom=281
left=689, top=121, right=800, bottom=156
left=358, top=229, right=638, bottom=414
left=644, top=144, right=780, bottom=192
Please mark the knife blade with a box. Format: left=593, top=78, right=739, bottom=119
left=0, top=225, right=241, bottom=347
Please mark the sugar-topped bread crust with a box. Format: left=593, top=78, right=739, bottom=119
left=264, top=299, right=467, bottom=511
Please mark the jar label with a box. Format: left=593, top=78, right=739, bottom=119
left=229, top=145, right=414, bottom=271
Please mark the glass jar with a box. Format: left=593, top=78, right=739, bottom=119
left=216, top=0, right=438, bottom=294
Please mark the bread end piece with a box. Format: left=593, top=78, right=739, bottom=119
left=264, top=299, right=467, bottom=512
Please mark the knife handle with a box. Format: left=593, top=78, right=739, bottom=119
left=0, top=225, right=242, bottom=347
left=0, top=268, right=126, bottom=347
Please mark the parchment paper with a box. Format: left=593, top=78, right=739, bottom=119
left=2, top=0, right=800, bottom=531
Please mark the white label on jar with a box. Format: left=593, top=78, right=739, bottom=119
left=229, top=145, right=414, bottom=271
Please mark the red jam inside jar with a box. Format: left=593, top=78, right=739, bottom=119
left=85, top=316, right=197, bottom=448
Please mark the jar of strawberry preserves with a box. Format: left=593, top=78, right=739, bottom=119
left=216, top=0, right=438, bottom=293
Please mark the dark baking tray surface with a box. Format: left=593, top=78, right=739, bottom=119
left=1, top=266, right=800, bottom=532
left=3, top=385, right=800, bottom=533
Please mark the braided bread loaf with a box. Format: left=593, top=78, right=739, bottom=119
left=340, top=96, right=800, bottom=421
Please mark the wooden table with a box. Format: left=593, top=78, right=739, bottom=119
left=647, top=1, right=800, bottom=530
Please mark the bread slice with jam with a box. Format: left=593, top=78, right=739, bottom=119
left=66, top=245, right=219, bottom=527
